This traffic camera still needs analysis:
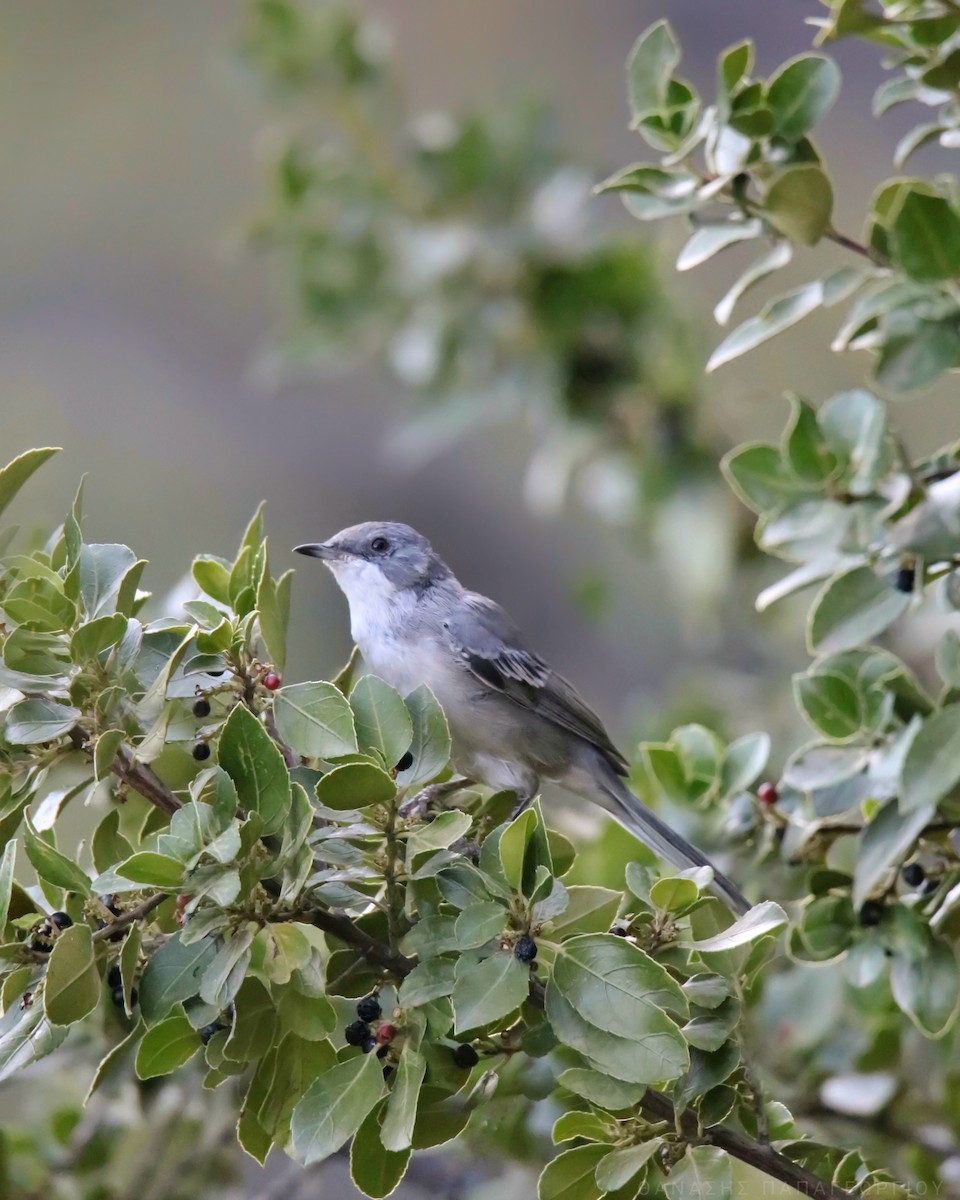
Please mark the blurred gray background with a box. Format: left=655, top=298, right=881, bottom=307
left=0, top=0, right=942, bottom=735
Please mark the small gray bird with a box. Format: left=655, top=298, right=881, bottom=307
left=295, top=521, right=749, bottom=915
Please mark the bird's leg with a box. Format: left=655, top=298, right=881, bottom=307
left=399, top=776, right=475, bottom=819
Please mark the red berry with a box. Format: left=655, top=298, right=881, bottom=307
left=263, top=672, right=281, bottom=691
left=757, top=782, right=778, bottom=806
left=375, top=1023, right=396, bottom=1045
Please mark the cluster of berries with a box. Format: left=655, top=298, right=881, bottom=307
left=26, top=910, right=72, bottom=953
left=106, top=963, right=137, bottom=1010
left=190, top=671, right=282, bottom=761
left=342, top=994, right=482, bottom=1069
left=344, top=994, right=395, bottom=1055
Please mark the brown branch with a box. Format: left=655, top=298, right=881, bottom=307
left=302, top=905, right=414, bottom=977
left=641, top=1090, right=856, bottom=1200
left=92, top=892, right=168, bottom=942
left=111, top=744, right=181, bottom=816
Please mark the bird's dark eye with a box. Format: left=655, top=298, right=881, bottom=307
left=370, top=536, right=389, bottom=554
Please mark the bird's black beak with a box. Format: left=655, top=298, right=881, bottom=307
left=294, top=542, right=339, bottom=560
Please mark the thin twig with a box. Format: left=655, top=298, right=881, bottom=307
left=92, top=892, right=167, bottom=942
left=111, top=744, right=181, bottom=815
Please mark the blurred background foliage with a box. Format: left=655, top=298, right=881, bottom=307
left=7, top=1, right=960, bottom=1198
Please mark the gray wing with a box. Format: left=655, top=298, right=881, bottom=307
left=442, top=591, right=628, bottom=776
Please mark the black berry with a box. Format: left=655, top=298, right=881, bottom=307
left=192, top=698, right=211, bottom=718
left=395, top=751, right=414, bottom=772
left=361, top=1035, right=377, bottom=1053
left=345, top=1019, right=370, bottom=1046
left=902, top=862, right=925, bottom=888
left=514, top=936, right=537, bottom=963
left=48, top=911, right=72, bottom=930
left=609, top=925, right=629, bottom=937
left=356, top=995, right=382, bottom=1023
left=452, top=1043, right=479, bottom=1068
left=192, top=741, right=211, bottom=762
left=200, top=1021, right=224, bottom=1045
left=858, top=899, right=884, bottom=927
left=107, top=964, right=122, bottom=988
left=111, top=985, right=126, bottom=1008
left=98, top=894, right=121, bottom=916
left=894, top=566, right=915, bottom=594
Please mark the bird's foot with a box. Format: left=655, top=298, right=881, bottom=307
left=399, top=777, right=474, bottom=819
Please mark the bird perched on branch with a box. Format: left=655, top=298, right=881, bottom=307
left=295, top=521, right=749, bottom=915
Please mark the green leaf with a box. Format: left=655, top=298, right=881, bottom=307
left=547, top=886, right=623, bottom=940
left=676, top=221, right=762, bottom=271
left=70, top=614, right=127, bottom=663
left=0, top=447, right=60, bottom=522
left=315, top=762, right=396, bottom=810
left=350, top=675, right=413, bottom=767
left=890, top=190, right=960, bottom=283
left=763, top=164, right=834, bottom=245
left=399, top=685, right=451, bottom=788
left=135, top=1012, right=200, bottom=1078
left=890, top=929, right=960, bottom=1038
left=272, top=681, right=358, bottom=760
left=683, top=901, right=788, bottom=953
left=0, top=841, right=15, bottom=932
left=452, top=952, right=530, bottom=1034
left=552, top=1111, right=615, bottom=1144
left=218, top=703, right=291, bottom=836
left=350, top=1105, right=410, bottom=1199
left=650, top=875, right=699, bottom=913
left=766, top=54, right=840, bottom=140
left=290, top=1052, right=385, bottom=1167
left=662, top=1146, right=732, bottom=1200
left=557, top=1068, right=646, bottom=1109
left=200, top=925, right=255, bottom=1009
left=192, top=556, right=232, bottom=605
left=782, top=395, right=835, bottom=484
left=901, top=705, right=960, bottom=812
left=397, top=958, right=457, bottom=1007
left=707, top=282, right=823, bottom=372
left=455, top=901, right=506, bottom=950
left=499, top=807, right=537, bottom=893
left=794, top=672, right=863, bottom=740
left=256, top=560, right=292, bottom=674
left=552, top=935, right=687, bottom=1035
left=808, top=567, right=910, bottom=654
left=77, top=543, right=139, bottom=619
left=627, top=20, right=681, bottom=121
left=818, top=388, right=889, bottom=493
left=381, top=1045, right=426, bottom=1151
left=116, top=851, right=184, bottom=888
left=43, top=924, right=100, bottom=1026
left=23, top=820, right=91, bottom=896
left=876, top=319, right=960, bottom=394
left=720, top=733, right=769, bottom=795
left=681, top=996, right=741, bottom=1051
left=714, top=241, right=793, bottom=326
left=5, top=697, right=81, bottom=746
left=538, top=1142, right=610, bottom=1200
left=595, top=1141, right=660, bottom=1192
left=720, top=442, right=799, bottom=514
left=139, top=933, right=217, bottom=1024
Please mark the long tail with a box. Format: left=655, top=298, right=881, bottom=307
left=597, top=771, right=751, bottom=916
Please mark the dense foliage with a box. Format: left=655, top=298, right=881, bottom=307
left=8, top=1, right=960, bottom=1198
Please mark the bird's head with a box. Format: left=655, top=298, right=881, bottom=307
left=294, top=521, right=450, bottom=604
